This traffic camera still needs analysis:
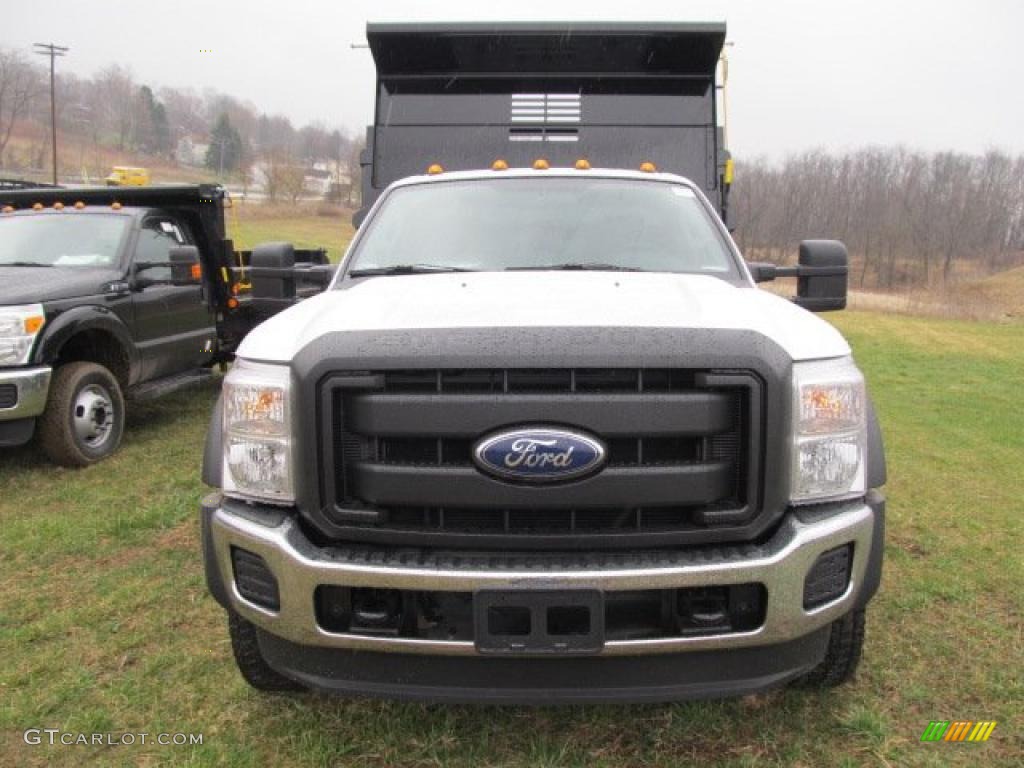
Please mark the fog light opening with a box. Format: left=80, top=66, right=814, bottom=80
left=804, top=544, right=853, bottom=609
left=231, top=547, right=280, bottom=611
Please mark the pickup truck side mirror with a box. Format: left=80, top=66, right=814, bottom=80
left=249, top=243, right=336, bottom=315
left=169, top=245, right=201, bottom=286
left=134, top=245, right=202, bottom=288
left=794, top=240, right=848, bottom=312
left=746, top=240, right=848, bottom=312
left=250, top=242, right=297, bottom=310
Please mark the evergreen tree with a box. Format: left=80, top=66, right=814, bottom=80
left=205, top=113, right=243, bottom=174
left=132, top=85, right=172, bottom=155
left=151, top=101, right=170, bottom=155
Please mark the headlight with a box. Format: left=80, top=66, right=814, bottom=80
left=0, top=303, right=46, bottom=366
left=791, top=356, right=867, bottom=504
left=222, top=359, right=294, bottom=504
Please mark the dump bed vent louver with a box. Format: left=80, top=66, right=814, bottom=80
left=509, top=94, right=581, bottom=142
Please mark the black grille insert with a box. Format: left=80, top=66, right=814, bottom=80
left=319, top=368, right=763, bottom=550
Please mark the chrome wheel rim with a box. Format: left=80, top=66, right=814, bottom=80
left=72, top=384, right=115, bottom=448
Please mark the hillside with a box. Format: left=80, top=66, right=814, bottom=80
left=957, top=264, right=1024, bottom=318
left=1, top=129, right=224, bottom=186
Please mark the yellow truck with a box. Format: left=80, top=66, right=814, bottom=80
left=105, top=166, right=149, bottom=187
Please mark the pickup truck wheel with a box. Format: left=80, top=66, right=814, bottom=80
left=38, top=362, right=125, bottom=467
left=228, top=610, right=305, bottom=692
left=793, top=609, right=866, bottom=688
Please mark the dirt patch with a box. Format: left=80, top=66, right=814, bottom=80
left=890, top=535, right=928, bottom=558
left=153, top=519, right=199, bottom=552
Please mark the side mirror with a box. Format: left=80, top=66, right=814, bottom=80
left=746, top=240, right=848, bottom=312
left=169, top=245, right=201, bottom=286
left=250, top=241, right=297, bottom=312
left=134, top=245, right=202, bottom=288
left=795, top=240, right=848, bottom=312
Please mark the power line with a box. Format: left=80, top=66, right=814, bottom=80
left=33, top=43, right=69, bottom=186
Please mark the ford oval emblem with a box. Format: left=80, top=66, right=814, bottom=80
left=472, top=427, right=607, bottom=483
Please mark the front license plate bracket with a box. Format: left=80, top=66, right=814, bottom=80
left=474, top=589, right=605, bottom=655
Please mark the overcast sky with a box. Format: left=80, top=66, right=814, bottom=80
left=3, top=0, right=1021, bottom=159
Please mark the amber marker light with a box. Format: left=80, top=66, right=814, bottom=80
left=575, top=158, right=591, bottom=170
left=32, top=202, right=44, bottom=210
left=639, top=161, right=657, bottom=173
left=227, top=297, right=240, bottom=309
left=24, top=315, right=46, bottom=334
left=426, top=163, right=444, bottom=175
left=491, top=159, right=509, bottom=171
left=1, top=206, right=13, bottom=213
left=53, top=202, right=64, bottom=210
left=533, top=158, right=550, bottom=170
left=111, top=202, right=122, bottom=210
left=74, top=201, right=85, bottom=209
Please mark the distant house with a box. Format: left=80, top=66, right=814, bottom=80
left=308, top=161, right=351, bottom=194
left=249, top=157, right=352, bottom=198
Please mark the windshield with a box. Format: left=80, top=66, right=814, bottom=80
left=345, top=178, right=738, bottom=279
left=0, top=214, right=129, bottom=268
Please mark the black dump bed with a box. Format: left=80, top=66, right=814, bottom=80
left=357, top=22, right=730, bottom=225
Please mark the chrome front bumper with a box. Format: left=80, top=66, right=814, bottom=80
left=0, top=366, right=51, bottom=421
left=208, top=497, right=876, bottom=657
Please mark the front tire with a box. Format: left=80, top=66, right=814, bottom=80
left=228, top=610, right=305, bottom=692
left=793, top=609, right=866, bottom=688
left=38, top=362, right=125, bottom=467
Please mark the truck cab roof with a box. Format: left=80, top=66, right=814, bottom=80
left=384, top=166, right=700, bottom=188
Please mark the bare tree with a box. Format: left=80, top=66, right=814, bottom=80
left=94, top=64, right=135, bottom=150
left=278, top=164, right=307, bottom=204
left=0, top=49, right=41, bottom=164
left=732, top=147, right=1024, bottom=290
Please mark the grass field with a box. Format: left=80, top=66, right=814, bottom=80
left=1, top=309, right=1021, bottom=766
left=227, top=203, right=356, bottom=264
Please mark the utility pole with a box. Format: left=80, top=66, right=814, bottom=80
left=33, top=43, right=69, bottom=185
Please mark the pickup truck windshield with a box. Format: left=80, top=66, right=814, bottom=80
left=346, top=178, right=738, bottom=279
left=0, top=214, right=129, bottom=268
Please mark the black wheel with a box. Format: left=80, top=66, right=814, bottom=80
left=793, top=609, right=866, bottom=689
left=228, top=610, right=305, bottom=692
left=38, top=362, right=125, bottom=467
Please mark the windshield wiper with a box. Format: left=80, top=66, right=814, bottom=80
left=3, top=261, right=53, bottom=267
left=348, top=264, right=475, bottom=277
left=506, top=263, right=644, bottom=273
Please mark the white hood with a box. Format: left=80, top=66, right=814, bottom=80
left=238, top=272, right=850, bottom=364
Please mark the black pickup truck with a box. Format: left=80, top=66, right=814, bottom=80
left=0, top=184, right=331, bottom=465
